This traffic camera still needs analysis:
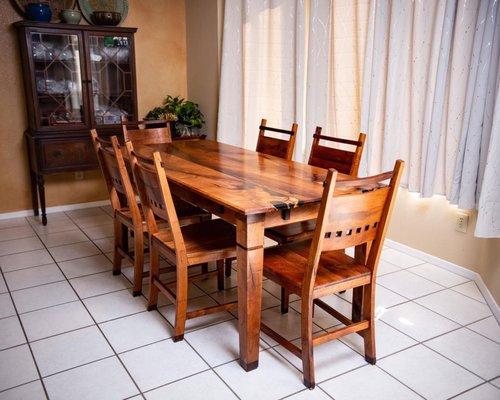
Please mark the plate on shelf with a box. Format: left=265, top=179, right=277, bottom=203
left=77, top=0, right=129, bottom=25
left=13, top=0, right=76, bottom=22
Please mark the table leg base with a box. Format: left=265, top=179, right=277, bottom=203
left=239, top=359, right=259, bottom=371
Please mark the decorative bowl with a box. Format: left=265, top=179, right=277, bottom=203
left=61, top=9, right=81, bottom=24
left=26, top=2, right=52, bottom=22
left=91, top=11, right=121, bottom=26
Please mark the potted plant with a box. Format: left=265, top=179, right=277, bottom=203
left=145, top=95, right=205, bottom=138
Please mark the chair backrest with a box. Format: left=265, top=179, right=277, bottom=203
left=90, top=130, right=142, bottom=226
left=304, top=160, right=404, bottom=293
left=255, top=118, right=298, bottom=160
left=122, top=124, right=172, bottom=146
left=308, top=128, right=366, bottom=176
left=127, top=145, right=187, bottom=262
left=121, top=115, right=170, bottom=129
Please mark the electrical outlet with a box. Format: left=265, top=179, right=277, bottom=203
left=455, top=212, right=468, bottom=233
left=74, top=171, right=84, bottom=180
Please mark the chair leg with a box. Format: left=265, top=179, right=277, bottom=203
left=352, top=286, right=363, bottom=322
left=217, top=259, right=225, bottom=291
left=225, top=258, right=232, bottom=277
left=301, top=297, right=315, bottom=389
left=174, top=264, right=189, bottom=342
left=361, top=284, right=376, bottom=364
left=132, top=229, right=144, bottom=297
left=280, top=287, right=289, bottom=314
left=112, top=220, right=124, bottom=275
left=147, top=243, right=160, bottom=311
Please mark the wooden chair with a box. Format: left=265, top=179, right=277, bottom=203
left=264, top=129, right=366, bottom=246
left=308, top=128, right=366, bottom=175
left=123, top=121, right=213, bottom=274
left=255, top=118, right=298, bottom=160
left=122, top=123, right=173, bottom=146
left=90, top=131, right=208, bottom=296
left=129, top=147, right=238, bottom=341
left=260, top=160, right=404, bottom=388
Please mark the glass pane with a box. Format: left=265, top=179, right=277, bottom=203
left=88, top=35, right=133, bottom=125
left=31, top=32, right=85, bottom=127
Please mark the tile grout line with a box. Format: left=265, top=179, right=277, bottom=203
left=421, top=343, right=488, bottom=382
left=3, top=212, right=496, bottom=399
left=0, top=251, right=51, bottom=399
left=22, top=211, right=146, bottom=399
left=445, top=381, right=492, bottom=399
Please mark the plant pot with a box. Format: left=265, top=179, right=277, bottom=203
left=174, top=123, right=198, bottom=138
left=61, top=9, right=82, bottom=24
left=26, top=2, right=52, bottom=22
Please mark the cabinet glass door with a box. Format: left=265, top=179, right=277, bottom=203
left=87, top=34, right=135, bottom=125
left=30, top=31, right=87, bottom=128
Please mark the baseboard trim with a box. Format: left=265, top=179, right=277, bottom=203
left=0, top=200, right=110, bottom=220
left=385, top=239, right=500, bottom=323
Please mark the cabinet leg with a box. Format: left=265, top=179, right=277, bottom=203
left=29, top=171, right=39, bottom=217
left=37, top=175, right=47, bottom=225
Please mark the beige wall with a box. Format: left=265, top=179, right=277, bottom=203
left=0, top=0, right=187, bottom=213
left=389, top=190, right=500, bottom=303
left=185, top=0, right=221, bottom=139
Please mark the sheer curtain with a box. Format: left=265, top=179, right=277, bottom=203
left=218, top=0, right=500, bottom=238
left=360, top=0, right=500, bottom=237
left=217, top=0, right=369, bottom=161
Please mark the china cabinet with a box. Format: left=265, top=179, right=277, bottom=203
left=15, top=21, right=138, bottom=224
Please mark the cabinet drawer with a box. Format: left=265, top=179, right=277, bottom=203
left=41, top=139, right=97, bottom=170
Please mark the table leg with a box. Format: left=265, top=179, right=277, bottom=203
left=237, top=214, right=264, bottom=371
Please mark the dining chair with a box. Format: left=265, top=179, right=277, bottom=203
left=122, top=123, right=173, bottom=146
left=90, top=131, right=208, bottom=296
left=123, top=121, right=213, bottom=275
left=260, top=160, right=404, bottom=388
left=129, top=147, right=238, bottom=341
left=255, top=118, right=298, bottom=160
left=308, top=128, right=366, bottom=176
left=265, top=128, right=367, bottom=246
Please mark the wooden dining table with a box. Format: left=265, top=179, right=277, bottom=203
left=134, top=139, right=351, bottom=371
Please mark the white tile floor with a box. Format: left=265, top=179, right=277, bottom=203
left=0, top=207, right=499, bottom=400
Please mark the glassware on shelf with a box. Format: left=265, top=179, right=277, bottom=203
left=89, top=34, right=133, bottom=125
left=30, top=32, right=85, bottom=127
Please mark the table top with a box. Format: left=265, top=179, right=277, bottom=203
left=135, top=140, right=350, bottom=215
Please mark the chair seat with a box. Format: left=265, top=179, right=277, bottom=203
left=116, top=200, right=208, bottom=228
left=263, top=240, right=371, bottom=294
left=152, top=219, right=237, bottom=264
left=265, top=220, right=316, bottom=244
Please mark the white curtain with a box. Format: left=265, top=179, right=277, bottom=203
left=218, top=0, right=500, bottom=238
left=360, top=0, right=500, bottom=237
left=217, top=0, right=369, bottom=161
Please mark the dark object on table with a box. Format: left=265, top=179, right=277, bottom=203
left=92, top=11, right=121, bottom=25
left=26, top=2, right=52, bottom=22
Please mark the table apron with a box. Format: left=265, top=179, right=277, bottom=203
left=169, top=181, right=320, bottom=228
